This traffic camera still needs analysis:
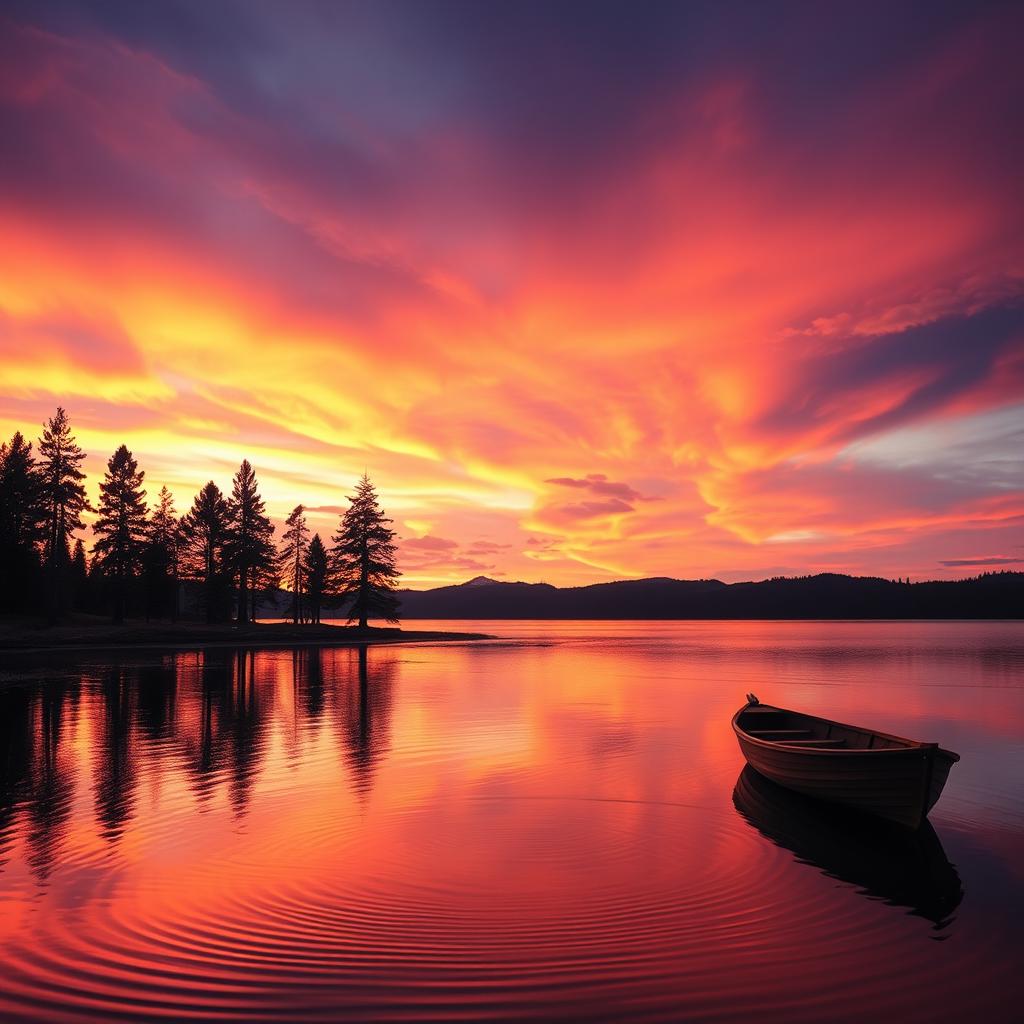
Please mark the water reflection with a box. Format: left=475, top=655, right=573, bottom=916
left=0, top=680, right=79, bottom=882
left=339, top=645, right=395, bottom=797
left=95, top=668, right=135, bottom=841
left=0, top=645, right=396, bottom=880
left=0, top=623, right=1020, bottom=1022
left=295, top=646, right=325, bottom=721
left=733, top=766, right=963, bottom=933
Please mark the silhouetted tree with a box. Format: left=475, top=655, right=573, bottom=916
left=331, top=474, right=400, bottom=628
left=37, top=408, right=89, bottom=623
left=304, top=533, right=329, bottom=624
left=92, top=445, right=148, bottom=623
left=85, top=546, right=106, bottom=612
left=249, top=558, right=280, bottom=622
left=70, top=539, right=89, bottom=611
left=0, top=431, right=43, bottom=614
left=224, top=461, right=275, bottom=625
left=279, top=504, right=309, bottom=624
left=144, top=485, right=182, bottom=620
left=182, top=481, right=231, bottom=623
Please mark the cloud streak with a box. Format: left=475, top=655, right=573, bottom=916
left=0, top=2, right=1022, bottom=585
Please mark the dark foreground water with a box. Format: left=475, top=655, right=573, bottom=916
left=0, top=621, right=1022, bottom=1022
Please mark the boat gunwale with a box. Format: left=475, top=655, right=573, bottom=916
left=731, top=703, right=960, bottom=761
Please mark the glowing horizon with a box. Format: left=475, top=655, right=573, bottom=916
left=1, top=3, right=1022, bottom=587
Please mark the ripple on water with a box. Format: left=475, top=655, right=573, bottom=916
left=1, top=791, right=1017, bottom=1023
left=3, top=626, right=1023, bottom=1023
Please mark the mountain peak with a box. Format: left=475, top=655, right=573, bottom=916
left=462, top=575, right=501, bottom=587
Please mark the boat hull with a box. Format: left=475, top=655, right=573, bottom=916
left=737, top=733, right=937, bottom=827
left=734, top=714, right=958, bottom=829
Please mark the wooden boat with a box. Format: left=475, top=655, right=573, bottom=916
left=732, top=694, right=960, bottom=829
left=733, top=766, right=962, bottom=927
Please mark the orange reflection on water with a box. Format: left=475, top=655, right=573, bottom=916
left=0, top=621, right=1022, bottom=1021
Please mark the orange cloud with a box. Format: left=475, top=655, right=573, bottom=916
left=0, top=6, right=1022, bottom=585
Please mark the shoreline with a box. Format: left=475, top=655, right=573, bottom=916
left=0, top=621, right=494, bottom=658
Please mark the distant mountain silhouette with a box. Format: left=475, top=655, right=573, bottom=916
left=394, top=571, right=1023, bottom=619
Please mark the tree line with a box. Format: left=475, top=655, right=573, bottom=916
left=0, top=408, right=400, bottom=627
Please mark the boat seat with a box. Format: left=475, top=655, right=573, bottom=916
left=777, top=738, right=847, bottom=747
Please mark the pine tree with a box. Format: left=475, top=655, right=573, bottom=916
left=0, top=431, right=44, bottom=614
left=303, top=533, right=329, bottom=624
left=224, top=460, right=276, bottom=625
left=330, top=474, right=400, bottom=628
left=249, top=557, right=280, bottom=622
left=144, top=486, right=181, bottom=620
left=70, top=538, right=89, bottom=611
left=279, top=504, right=309, bottom=624
left=92, top=445, right=148, bottom=623
left=182, top=481, right=231, bottom=623
left=37, top=408, right=90, bottom=622
left=149, top=486, right=178, bottom=553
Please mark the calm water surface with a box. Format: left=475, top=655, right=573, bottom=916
left=1, top=620, right=1022, bottom=1022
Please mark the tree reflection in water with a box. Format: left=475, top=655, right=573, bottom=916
left=0, top=644, right=396, bottom=879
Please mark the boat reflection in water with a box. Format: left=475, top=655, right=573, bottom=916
left=733, top=766, right=963, bottom=934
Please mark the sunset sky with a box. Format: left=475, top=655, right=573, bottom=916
left=1, top=1, right=1022, bottom=587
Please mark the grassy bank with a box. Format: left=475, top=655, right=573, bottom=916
left=0, top=616, right=493, bottom=655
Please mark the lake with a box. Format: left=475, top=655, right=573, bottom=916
left=0, top=620, right=1022, bottom=1022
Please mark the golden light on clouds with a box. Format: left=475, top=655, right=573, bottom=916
left=1, top=6, right=1022, bottom=586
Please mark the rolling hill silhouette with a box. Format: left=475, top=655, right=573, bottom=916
left=395, top=571, right=1023, bottom=619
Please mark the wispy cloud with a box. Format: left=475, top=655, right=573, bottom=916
left=1, top=3, right=1022, bottom=584
left=939, top=557, right=1021, bottom=567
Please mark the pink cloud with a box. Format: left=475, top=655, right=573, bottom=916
left=0, top=6, right=1022, bottom=586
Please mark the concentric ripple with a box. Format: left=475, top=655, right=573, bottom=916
left=1, top=794, right=1018, bottom=1023
left=1, top=624, right=1023, bottom=1022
